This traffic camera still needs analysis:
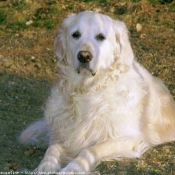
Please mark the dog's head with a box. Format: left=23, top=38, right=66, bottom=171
left=54, top=11, right=134, bottom=76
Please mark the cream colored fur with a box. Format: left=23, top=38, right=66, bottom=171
left=19, top=11, right=175, bottom=174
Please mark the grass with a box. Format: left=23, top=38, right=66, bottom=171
left=0, top=0, right=175, bottom=174
left=0, top=1, right=175, bottom=32
left=0, top=72, right=51, bottom=172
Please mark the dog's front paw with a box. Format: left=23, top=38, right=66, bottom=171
left=60, top=162, right=85, bottom=174
left=34, top=161, right=61, bottom=175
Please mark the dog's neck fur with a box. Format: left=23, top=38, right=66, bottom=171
left=57, top=60, right=130, bottom=94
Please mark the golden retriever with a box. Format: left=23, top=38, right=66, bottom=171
left=20, top=11, right=175, bottom=174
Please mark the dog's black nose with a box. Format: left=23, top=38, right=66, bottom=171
left=77, top=51, right=92, bottom=63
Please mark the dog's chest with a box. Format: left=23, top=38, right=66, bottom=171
left=56, top=81, right=144, bottom=151
left=71, top=81, right=142, bottom=119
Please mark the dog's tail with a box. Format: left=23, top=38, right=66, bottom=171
left=19, top=118, right=49, bottom=146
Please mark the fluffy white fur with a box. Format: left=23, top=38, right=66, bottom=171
left=19, top=11, right=175, bottom=174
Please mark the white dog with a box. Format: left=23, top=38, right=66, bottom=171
left=20, top=11, right=175, bottom=174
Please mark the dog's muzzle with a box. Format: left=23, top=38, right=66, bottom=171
left=77, top=51, right=96, bottom=76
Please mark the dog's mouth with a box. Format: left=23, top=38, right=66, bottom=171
left=77, top=63, right=96, bottom=76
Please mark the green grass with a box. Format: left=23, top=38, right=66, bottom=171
left=0, top=0, right=61, bottom=31
left=149, top=0, right=173, bottom=5
left=0, top=72, right=51, bottom=171
left=0, top=0, right=175, bottom=32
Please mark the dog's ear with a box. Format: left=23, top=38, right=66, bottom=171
left=54, top=14, right=76, bottom=63
left=114, top=20, right=134, bottom=66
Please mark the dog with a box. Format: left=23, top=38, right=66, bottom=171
left=19, top=11, right=175, bottom=174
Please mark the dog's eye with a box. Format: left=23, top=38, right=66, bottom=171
left=72, top=31, right=81, bottom=39
left=96, top=33, right=106, bottom=41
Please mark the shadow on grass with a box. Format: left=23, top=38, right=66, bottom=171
left=0, top=71, right=52, bottom=172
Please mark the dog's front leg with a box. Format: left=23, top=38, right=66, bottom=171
left=34, top=144, right=66, bottom=174
left=60, top=137, right=146, bottom=173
